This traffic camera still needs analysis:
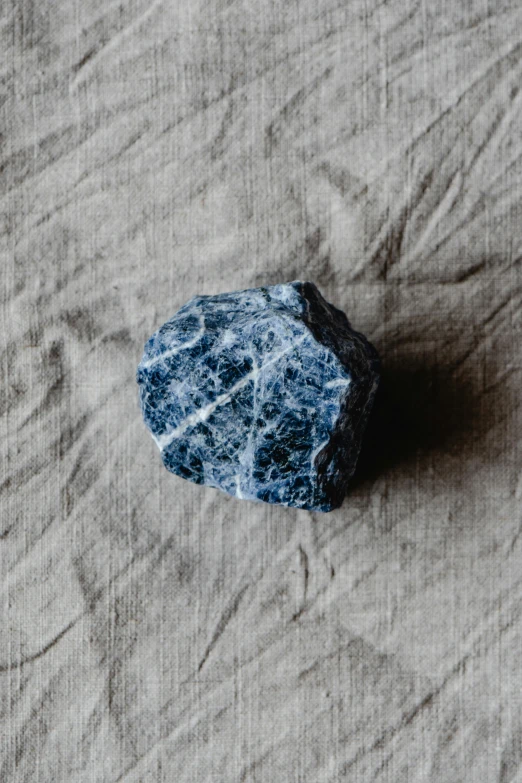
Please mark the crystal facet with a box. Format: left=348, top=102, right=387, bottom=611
left=137, top=281, right=380, bottom=511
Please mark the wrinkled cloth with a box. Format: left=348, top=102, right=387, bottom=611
left=1, top=1, right=521, bottom=781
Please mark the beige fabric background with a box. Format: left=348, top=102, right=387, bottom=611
left=2, top=1, right=522, bottom=781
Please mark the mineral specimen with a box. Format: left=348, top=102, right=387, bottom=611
left=137, top=281, right=380, bottom=511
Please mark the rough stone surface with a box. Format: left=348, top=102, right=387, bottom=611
left=137, top=282, right=380, bottom=511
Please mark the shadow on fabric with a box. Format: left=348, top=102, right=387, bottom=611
left=349, top=356, right=489, bottom=492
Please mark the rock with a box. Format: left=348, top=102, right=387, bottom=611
left=137, top=281, right=380, bottom=511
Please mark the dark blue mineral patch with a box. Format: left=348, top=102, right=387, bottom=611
left=137, top=281, right=380, bottom=511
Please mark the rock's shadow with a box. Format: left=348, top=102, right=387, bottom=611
left=350, top=358, right=481, bottom=490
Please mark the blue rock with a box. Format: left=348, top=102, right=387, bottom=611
left=137, top=282, right=380, bottom=511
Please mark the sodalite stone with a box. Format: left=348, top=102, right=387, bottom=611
left=137, top=282, right=380, bottom=511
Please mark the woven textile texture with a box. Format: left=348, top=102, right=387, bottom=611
left=1, top=1, right=521, bottom=781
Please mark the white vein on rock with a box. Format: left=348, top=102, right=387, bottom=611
left=153, top=334, right=307, bottom=451
left=140, top=314, right=205, bottom=369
